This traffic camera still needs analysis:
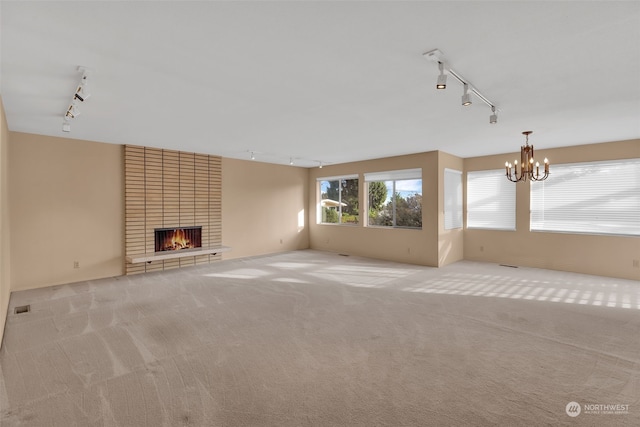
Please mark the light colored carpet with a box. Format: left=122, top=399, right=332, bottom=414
left=0, top=250, right=638, bottom=426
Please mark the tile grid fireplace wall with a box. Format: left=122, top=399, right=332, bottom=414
left=125, top=145, right=222, bottom=275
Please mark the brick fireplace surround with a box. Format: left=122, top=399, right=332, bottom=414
left=124, top=145, right=222, bottom=275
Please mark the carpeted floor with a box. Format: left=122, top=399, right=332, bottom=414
left=0, top=250, right=638, bottom=426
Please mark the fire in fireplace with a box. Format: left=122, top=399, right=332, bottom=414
left=155, top=227, right=202, bottom=252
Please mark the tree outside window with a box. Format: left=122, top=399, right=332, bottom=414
left=320, top=178, right=359, bottom=224
left=368, top=179, right=422, bottom=228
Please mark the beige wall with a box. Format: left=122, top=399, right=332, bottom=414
left=0, top=98, right=10, bottom=346
left=308, top=152, right=440, bottom=266
left=222, top=158, right=309, bottom=259
left=9, top=132, right=124, bottom=291
left=1, top=129, right=636, bottom=306
left=464, top=139, right=640, bottom=280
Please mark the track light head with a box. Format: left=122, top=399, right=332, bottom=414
left=74, top=82, right=90, bottom=102
left=461, top=83, right=472, bottom=106
left=489, top=106, right=497, bottom=124
left=65, top=103, right=81, bottom=119
left=250, top=151, right=255, bottom=160
left=426, top=49, right=500, bottom=123
left=436, top=62, right=446, bottom=89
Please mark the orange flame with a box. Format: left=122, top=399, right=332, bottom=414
left=163, top=229, right=191, bottom=251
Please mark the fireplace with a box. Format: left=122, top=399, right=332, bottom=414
left=155, top=227, right=202, bottom=253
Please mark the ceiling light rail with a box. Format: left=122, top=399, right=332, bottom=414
left=423, top=49, right=498, bottom=124
left=246, top=150, right=328, bottom=168
left=62, top=66, right=91, bottom=133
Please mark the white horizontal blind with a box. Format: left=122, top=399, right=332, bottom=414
left=531, top=159, right=640, bottom=236
left=467, top=169, right=516, bottom=230
left=444, top=168, right=462, bottom=229
left=364, top=168, right=421, bottom=182
left=316, top=174, right=358, bottom=182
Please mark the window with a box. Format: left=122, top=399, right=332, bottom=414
left=318, top=175, right=359, bottom=225
left=531, top=159, right=640, bottom=236
left=444, top=168, right=463, bottom=229
left=467, top=169, right=516, bottom=230
left=365, top=169, right=422, bottom=229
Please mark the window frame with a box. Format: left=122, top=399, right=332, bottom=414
left=317, top=174, right=359, bottom=226
left=365, top=169, right=423, bottom=230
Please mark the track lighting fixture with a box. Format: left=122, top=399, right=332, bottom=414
left=424, top=49, right=498, bottom=123
left=436, top=62, right=447, bottom=89
left=461, top=83, right=472, bottom=106
left=489, top=106, right=498, bottom=124
left=243, top=151, right=325, bottom=167
left=61, top=66, right=91, bottom=133
left=74, top=80, right=90, bottom=102
left=65, top=103, right=81, bottom=119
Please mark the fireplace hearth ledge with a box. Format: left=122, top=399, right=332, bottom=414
left=126, top=246, right=232, bottom=264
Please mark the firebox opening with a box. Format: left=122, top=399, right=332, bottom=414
left=155, top=227, right=202, bottom=253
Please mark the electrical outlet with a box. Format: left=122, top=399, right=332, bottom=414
left=480, top=246, right=484, bottom=252
left=633, top=259, right=639, bottom=268
left=280, top=239, right=283, bottom=244
left=73, top=261, right=80, bottom=269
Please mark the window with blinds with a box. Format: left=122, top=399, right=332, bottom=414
left=530, top=158, right=640, bottom=236
left=467, top=169, right=516, bottom=230
left=444, top=168, right=462, bottom=229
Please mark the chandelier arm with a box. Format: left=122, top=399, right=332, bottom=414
left=530, top=171, right=549, bottom=181
left=513, top=172, right=526, bottom=182
left=506, top=166, right=531, bottom=182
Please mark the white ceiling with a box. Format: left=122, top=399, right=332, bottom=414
left=1, top=1, right=639, bottom=168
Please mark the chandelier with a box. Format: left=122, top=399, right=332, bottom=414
left=505, top=131, right=549, bottom=182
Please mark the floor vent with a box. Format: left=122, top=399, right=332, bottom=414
left=499, top=264, right=518, bottom=268
left=14, top=305, right=30, bottom=314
